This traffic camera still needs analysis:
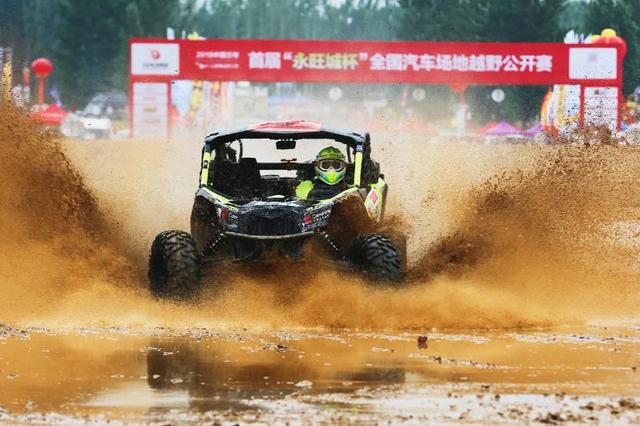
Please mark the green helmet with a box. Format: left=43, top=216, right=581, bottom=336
left=315, top=147, right=346, bottom=185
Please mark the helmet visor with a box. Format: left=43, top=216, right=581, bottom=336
left=317, top=159, right=345, bottom=171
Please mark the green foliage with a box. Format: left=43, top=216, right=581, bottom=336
left=0, top=0, right=58, bottom=76
left=192, top=0, right=398, bottom=40
left=474, top=0, right=565, bottom=123
left=51, top=0, right=184, bottom=105
left=481, top=0, right=565, bottom=42
left=559, top=0, right=588, bottom=32
left=396, top=0, right=566, bottom=123
left=0, top=0, right=183, bottom=106
left=396, top=0, right=487, bottom=41
left=53, top=0, right=122, bottom=105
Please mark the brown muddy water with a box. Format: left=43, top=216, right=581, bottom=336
left=1, top=326, right=639, bottom=424
left=1, top=107, right=640, bottom=423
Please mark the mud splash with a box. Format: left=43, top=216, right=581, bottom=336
left=1, top=106, right=639, bottom=330
left=0, top=106, right=143, bottom=325
left=404, top=144, right=640, bottom=326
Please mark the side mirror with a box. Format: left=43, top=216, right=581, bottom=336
left=276, top=139, right=296, bottom=150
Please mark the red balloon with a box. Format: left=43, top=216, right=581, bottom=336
left=592, top=35, right=627, bottom=56
left=31, top=58, right=54, bottom=77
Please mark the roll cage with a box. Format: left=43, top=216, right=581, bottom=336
left=198, top=121, right=379, bottom=195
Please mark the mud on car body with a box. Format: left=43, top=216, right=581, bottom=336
left=148, top=120, right=405, bottom=300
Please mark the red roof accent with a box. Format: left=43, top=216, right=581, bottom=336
left=248, top=120, right=322, bottom=132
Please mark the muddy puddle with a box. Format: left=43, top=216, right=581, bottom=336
left=1, top=326, right=639, bottom=423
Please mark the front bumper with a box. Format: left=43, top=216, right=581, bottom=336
left=224, top=230, right=315, bottom=240
left=218, top=200, right=333, bottom=238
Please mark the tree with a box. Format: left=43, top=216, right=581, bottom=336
left=396, top=0, right=488, bottom=42
left=192, top=0, right=397, bottom=41
left=481, top=0, right=564, bottom=43
left=472, top=0, right=566, bottom=123
left=51, top=0, right=183, bottom=106
left=559, top=0, right=588, bottom=32
left=396, top=0, right=567, bottom=123
left=0, top=0, right=59, bottom=77
left=52, top=0, right=126, bottom=105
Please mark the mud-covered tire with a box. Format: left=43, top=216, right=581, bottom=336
left=148, top=230, right=202, bottom=301
left=349, top=234, right=403, bottom=284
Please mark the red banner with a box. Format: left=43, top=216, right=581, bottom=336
left=130, top=38, right=624, bottom=86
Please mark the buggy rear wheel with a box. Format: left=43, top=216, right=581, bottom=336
left=148, top=230, right=202, bottom=301
left=349, top=234, right=403, bottom=285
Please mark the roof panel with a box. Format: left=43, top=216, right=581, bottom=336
left=248, top=120, right=322, bottom=132
left=204, top=121, right=366, bottom=148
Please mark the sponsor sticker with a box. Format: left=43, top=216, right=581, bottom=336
left=131, top=43, right=180, bottom=76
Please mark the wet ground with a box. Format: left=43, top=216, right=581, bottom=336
left=3, top=109, right=640, bottom=423
left=1, top=325, right=639, bottom=424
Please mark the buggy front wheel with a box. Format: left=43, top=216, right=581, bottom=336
left=349, top=234, right=403, bottom=285
left=148, top=230, right=202, bottom=301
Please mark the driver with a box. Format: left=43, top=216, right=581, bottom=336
left=296, top=147, right=347, bottom=200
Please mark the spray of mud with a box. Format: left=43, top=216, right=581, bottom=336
left=404, top=143, right=640, bottom=327
left=2, top=106, right=639, bottom=330
left=198, top=141, right=640, bottom=329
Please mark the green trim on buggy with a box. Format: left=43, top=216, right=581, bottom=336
left=295, top=182, right=359, bottom=203
left=295, top=180, right=314, bottom=199
left=198, top=186, right=236, bottom=209
left=353, top=151, right=363, bottom=186
left=200, top=151, right=211, bottom=186
left=318, top=187, right=360, bottom=204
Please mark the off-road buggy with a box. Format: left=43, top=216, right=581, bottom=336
left=148, top=120, right=405, bottom=300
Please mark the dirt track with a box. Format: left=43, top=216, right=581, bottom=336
left=1, top=107, right=639, bottom=423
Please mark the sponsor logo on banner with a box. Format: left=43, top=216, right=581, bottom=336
left=131, top=43, right=180, bottom=75
left=132, top=83, right=169, bottom=138
left=195, top=50, right=241, bottom=70
left=569, top=47, right=617, bottom=79
left=583, top=86, right=618, bottom=130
